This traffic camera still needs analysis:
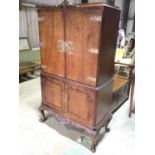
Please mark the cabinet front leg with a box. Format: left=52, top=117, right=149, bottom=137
left=91, top=132, right=98, bottom=153
left=105, top=125, right=110, bottom=132
left=39, top=107, right=47, bottom=122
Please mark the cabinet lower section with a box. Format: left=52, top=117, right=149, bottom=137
left=40, top=73, right=113, bottom=152
left=41, top=73, right=112, bottom=129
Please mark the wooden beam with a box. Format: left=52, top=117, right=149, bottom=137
left=132, top=14, right=135, bottom=32
left=122, top=0, right=131, bottom=33
left=19, top=0, right=22, bottom=10
left=82, top=0, right=88, bottom=3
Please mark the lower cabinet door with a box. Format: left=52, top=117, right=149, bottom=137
left=41, top=74, right=65, bottom=113
left=65, top=83, right=96, bottom=127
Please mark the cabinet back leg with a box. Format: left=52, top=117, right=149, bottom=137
left=105, top=114, right=112, bottom=132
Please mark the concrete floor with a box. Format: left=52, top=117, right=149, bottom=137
left=19, top=78, right=135, bottom=155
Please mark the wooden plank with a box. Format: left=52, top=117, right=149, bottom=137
left=112, top=76, right=129, bottom=92
left=26, top=7, right=40, bottom=48
left=19, top=8, right=28, bottom=37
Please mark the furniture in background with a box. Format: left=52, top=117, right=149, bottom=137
left=19, top=37, right=41, bottom=81
left=112, top=62, right=135, bottom=113
left=19, top=37, right=31, bottom=51
left=38, top=2, right=120, bottom=152
left=19, top=61, right=39, bottom=75
left=113, top=34, right=135, bottom=114
left=129, top=67, right=135, bottom=117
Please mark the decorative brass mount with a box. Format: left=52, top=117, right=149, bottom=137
left=59, top=0, right=74, bottom=7
left=57, top=40, right=74, bottom=54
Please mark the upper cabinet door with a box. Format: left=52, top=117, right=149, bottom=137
left=38, top=10, right=65, bottom=77
left=65, top=9, right=103, bottom=86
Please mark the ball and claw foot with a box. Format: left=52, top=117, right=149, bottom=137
left=40, top=117, right=46, bottom=122
left=105, top=126, right=110, bottom=132
left=91, top=133, right=97, bottom=153
left=91, top=145, right=96, bottom=153
left=39, top=109, right=46, bottom=122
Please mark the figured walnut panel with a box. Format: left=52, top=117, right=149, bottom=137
left=38, top=10, right=65, bottom=77
left=65, top=9, right=103, bottom=86
left=65, top=82, right=96, bottom=127
left=67, top=88, right=89, bottom=121
left=41, top=75, right=65, bottom=112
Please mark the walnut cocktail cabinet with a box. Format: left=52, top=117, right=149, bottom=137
left=38, top=2, right=120, bottom=152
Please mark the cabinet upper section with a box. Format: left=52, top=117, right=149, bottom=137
left=38, top=3, right=120, bottom=87
left=37, top=2, right=120, bottom=11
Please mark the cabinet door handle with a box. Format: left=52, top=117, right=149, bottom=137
left=57, top=40, right=65, bottom=54
left=65, top=41, right=74, bottom=55
left=57, top=40, right=74, bottom=55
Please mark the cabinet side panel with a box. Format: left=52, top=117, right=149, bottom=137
left=38, top=10, right=65, bottom=77
left=97, top=7, right=120, bottom=86
left=96, top=82, right=112, bottom=125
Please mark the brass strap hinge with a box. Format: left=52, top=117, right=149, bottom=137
left=41, top=65, right=47, bottom=69
left=38, top=17, right=44, bottom=22
left=88, top=48, right=99, bottom=54
left=87, top=77, right=96, bottom=82
left=90, top=16, right=102, bottom=22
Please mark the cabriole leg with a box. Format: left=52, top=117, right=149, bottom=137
left=105, top=125, right=110, bottom=132
left=90, top=130, right=99, bottom=153
left=91, top=134, right=97, bottom=153
left=105, top=115, right=112, bottom=132
left=39, top=107, right=46, bottom=122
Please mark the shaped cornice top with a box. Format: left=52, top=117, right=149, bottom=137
left=59, top=0, right=74, bottom=7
